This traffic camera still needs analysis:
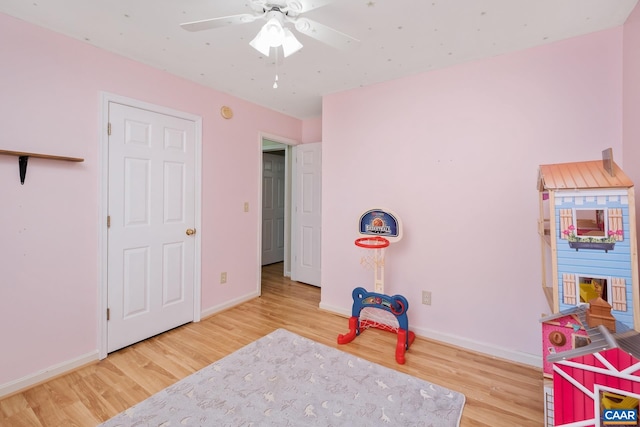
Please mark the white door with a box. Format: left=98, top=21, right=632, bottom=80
left=107, top=102, right=196, bottom=353
left=291, top=143, right=321, bottom=286
left=262, top=152, right=286, bottom=265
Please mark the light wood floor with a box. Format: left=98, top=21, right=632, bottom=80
left=0, top=263, right=544, bottom=426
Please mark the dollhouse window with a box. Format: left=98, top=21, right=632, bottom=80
left=560, top=208, right=624, bottom=241
left=575, top=209, right=605, bottom=237
left=578, top=275, right=608, bottom=305
left=573, top=334, right=590, bottom=348
left=563, top=273, right=627, bottom=311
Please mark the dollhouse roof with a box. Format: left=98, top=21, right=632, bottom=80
left=538, top=160, right=633, bottom=191
left=543, top=305, right=640, bottom=363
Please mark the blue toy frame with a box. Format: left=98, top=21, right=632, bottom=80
left=338, top=287, right=415, bottom=364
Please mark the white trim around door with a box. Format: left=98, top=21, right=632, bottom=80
left=98, top=92, right=202, bottom=359
left=257, top=132, right=298, bottom=294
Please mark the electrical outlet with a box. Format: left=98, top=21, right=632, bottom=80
left=220, top=272, right=227, bottom=284
left=244, top=202, right=249, bottom=212
left=422, top=290, right=432, bottom=306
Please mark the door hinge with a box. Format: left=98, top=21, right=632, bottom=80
left=107, top=215, right=111, bottom=228
left=106, top=308, right=110, bottom=321
left=107, top=122, right=112, bottom=136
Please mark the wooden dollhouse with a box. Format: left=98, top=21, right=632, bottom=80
left=537, top=150, right=640, bottom=426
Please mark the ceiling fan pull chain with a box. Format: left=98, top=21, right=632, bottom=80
left=273, top=49, right=279, bottom=89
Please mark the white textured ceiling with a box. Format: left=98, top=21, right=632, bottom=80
left=1, top=0, right=638, bottom=119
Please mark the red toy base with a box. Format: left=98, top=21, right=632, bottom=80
left=338, top=316, right=415, bottom=364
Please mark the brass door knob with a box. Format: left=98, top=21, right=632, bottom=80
left=186, top=228, right=196, bottom=236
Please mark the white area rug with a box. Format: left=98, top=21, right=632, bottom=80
left=99, top=328, right=465, bottom=426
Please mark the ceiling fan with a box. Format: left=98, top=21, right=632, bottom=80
left=180, top=0, right=360, bottom=58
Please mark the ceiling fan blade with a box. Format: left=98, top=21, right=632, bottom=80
left=293, top=17, right=360, bottom=50
left=180, top=13, right=261, bottom=32
left=284, top=0, right=337, bottom=14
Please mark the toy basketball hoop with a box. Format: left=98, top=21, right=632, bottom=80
left=355, top=236, right=389, bottom=280
left=355, top=210, right=400, bottom=333
left=354, top=235, right=390, bottom=249
left=339, top=208, right=414, bottom=364
left=355, top=210, right=401, bottom=294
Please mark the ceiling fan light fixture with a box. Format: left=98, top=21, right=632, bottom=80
left=250, top=17, right=284, bottom=56
left=249, top=28, right=272, bottom=56
left=282, top=28, right=303, bottom=57
left=262, top=17, right=285, bottom=46
left=250, top=16, right=302, bottom=58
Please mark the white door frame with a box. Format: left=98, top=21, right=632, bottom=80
left=98, top=92, right=203, bottom=359
left=257, top=133, right=298, bottom=292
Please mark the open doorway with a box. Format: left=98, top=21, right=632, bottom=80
left=259, top=135, right=322, bottom=289
left=261, top=137, right=293, bottom=279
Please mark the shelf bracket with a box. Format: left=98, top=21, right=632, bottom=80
left=18, top=156, right=29, bottom=185
left=0, top=149, right=84, bottom=185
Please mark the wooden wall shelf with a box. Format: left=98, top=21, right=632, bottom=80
left=0, top=149, right=84, bottom=184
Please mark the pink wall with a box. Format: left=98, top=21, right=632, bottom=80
left=321, top=28, right=624, bottom=359
left=623, top=1, right=640, bottom=263
left=0, top=13, right=302, bottom=386
left=301, top=116, right=322, bottom=143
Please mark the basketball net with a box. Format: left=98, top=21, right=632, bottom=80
left=356, top=236, right=400, bottom=333
left=360, top=307, right=400, bottom=333
left=358, top=244, right=385, bottom=294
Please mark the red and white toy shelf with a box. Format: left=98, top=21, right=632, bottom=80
left=337, top=208, right=416, bottom=364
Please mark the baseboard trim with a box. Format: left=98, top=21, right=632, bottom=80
left=0, top=292, right=261, bottom=400
left=200, top=291, right=260, bottom=319
left=319, top=301, right=542, bottom=368
left=4, top=293, right=535, bottom=400
left=0, top=351, right=99, bottom=399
